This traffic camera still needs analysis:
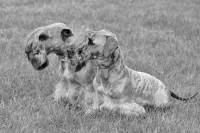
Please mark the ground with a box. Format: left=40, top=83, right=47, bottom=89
left=0, top=0, right=200, bottom=132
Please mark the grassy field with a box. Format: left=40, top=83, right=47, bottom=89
left=0, top=0, right=200, bottom=132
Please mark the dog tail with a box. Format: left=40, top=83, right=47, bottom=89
left=170, top=91, right=198, bottom=101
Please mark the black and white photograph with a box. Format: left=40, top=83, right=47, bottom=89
left=0, top=0, right=200, bottom=132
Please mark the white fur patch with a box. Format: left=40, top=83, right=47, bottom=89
left=118, top=102, right=146, bottom=116
left=154, top=88, right=169, bottom=106
left=54, top=82, right=68, bottom=101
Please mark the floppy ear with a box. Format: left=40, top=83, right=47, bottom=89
left=100, top=30, right=118, bottom=57
left=39, top=33, right=49, bottom=41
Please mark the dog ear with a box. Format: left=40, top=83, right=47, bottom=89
left=39, top=33, right=49, bottom=41
left=61, top=29, right=73, bottom=41
left=100, top=30, right=118, bottom=57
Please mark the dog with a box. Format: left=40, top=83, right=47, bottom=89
left=25, top=23, right=96, bottom=108
left=70, top=29, right=198, bottom=115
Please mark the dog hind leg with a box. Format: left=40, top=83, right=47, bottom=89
left=118, top=101, right=146, bottom=116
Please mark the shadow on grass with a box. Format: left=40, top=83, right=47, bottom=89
left=82, top=108, right=148, bottom=123
left=57, top=100, right=175, bottom=122
left=143, top=104, right=174, bottom=113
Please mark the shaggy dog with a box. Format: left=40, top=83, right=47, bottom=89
left=69, top=29, right=198, bottom=115
left=25, top=23, right=96, bottom=108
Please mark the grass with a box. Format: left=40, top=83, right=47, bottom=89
left=0, top=0, right=200, bottom=132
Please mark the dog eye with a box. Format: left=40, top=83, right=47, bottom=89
left=39, top=34, right=49, bottom=41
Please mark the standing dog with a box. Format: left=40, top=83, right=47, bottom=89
left=25, top=23, right=96, bottom=107
left=70, top=29, right=198, bottom=115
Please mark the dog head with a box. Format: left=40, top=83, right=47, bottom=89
left=25, top=23, right=73, bottom=70
left=66, top=28, right=96, bottom=72
left=70, top=29, right=119, bottom=70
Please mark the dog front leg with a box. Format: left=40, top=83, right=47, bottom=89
left=85, top=90, right=103, bottom=114
left=54, top=80, right=69, bottom=104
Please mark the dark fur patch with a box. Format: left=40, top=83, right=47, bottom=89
left=75, top=62, right=86, bottom=72
left=37, top=60, right=49, bottom=70
left=67, top=50, right=75, bottom=59
left=25, top=42, right=33, bottom=58
left=88, top=38, right=95, bottom=45
left=170, top=91, right=198, bottom=101
left=61, top=29, right=73, bottom=41
left=39, top=34, right=49, bottom=41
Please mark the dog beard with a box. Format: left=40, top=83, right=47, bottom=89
left=74, top=47, right=88, bottom=72
left=69, top=54, right=86, bottom=72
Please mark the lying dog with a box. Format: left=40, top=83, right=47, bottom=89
left=70, top=29, right=198, bottom=115
left=25, top=23, right=96, bottom=107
